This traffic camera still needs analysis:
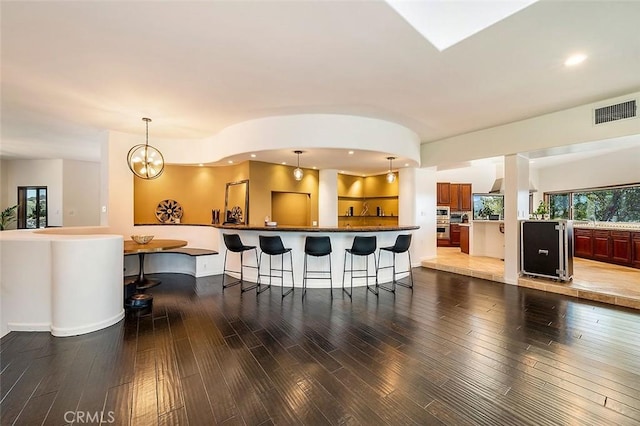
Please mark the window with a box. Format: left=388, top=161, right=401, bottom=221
left=546, top=184, right=640, bottom=222
left=549, top=193, right=570, bottom=219
left=17, top=186, right=47, bottom=229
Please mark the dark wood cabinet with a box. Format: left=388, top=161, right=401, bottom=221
left=574, top=228, right=593, bottom=258
left=460, top=225, right=470, bottom=254
left=460, top=184, right=472, bottom=211
left=632, top=232, right=640, bottom=269
left=449, top=185, right=459, bottom=212
left=574, top=228, right=638, bottom=269
left=442, top=182, right=472, bottom=211
left=592, top=230, right=611, bottom=261
left=611, top=231, right=631, bottom=264
left=437, top=182, right=450, bottom=206
left=450, top=224, right=460, bottom=247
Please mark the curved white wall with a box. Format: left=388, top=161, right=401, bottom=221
left=0, top=227, right=124, bottom=337
left=210, top=114, right=421, bottom=165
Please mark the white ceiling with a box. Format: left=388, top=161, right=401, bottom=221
left=1, top=1, right=639, bottom=173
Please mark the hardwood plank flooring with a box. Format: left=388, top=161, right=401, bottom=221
left=2, top=268, right=640, bottom=425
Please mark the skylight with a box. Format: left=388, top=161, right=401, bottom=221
left=385, top=0, right=538, bottom=51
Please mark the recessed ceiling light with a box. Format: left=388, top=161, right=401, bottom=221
left=198, top=163, right=204, bottom=167
left=227, top=160, right=233, bottom=164
left=282, top=162, right=287, bottom=165
left=348, top=151, right=354, bottom=155
left=312, top=166, right=317, bottom=169
left=250, top=154, right=256, bottom=158
left=404, top=163, right=409, bottom=167
left=340, top=170, right=345, bottom=173
left=565, top=53, right=587, bottom=67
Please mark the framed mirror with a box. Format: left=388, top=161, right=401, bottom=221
left=224, top=180, right=249, bottom=225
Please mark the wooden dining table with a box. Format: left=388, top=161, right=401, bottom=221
left=124, top=239, right=187, bottom=307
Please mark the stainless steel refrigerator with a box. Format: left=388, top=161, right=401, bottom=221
left=521, top=220, right=573, bottom=281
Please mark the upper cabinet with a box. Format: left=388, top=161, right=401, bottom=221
left=437, top=182, right=450, bottom=206
left=438, top=182, right=472, bottom=211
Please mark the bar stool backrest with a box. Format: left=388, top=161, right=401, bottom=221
left=259, top=235, right=288, bottom=255
left=305, top=236, right=332, bottom=257
left=223, top=234, right=245, bottom=252
left=350, top=236, right=377, bottom=256
left=392, top=234, right=412, bottom=253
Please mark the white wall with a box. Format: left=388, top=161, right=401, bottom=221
left=0, top=160, right=8, bottom=209
left=4, top=159, right=64, bottom=226
left=1, top=159, right=102, bottom=228
left=537, top=145, right=640, bottom=194
left=422, top=91, right=640, bottom=166
left=63, top=160, right=101, bottom=226
left=436, top=161, right=502, bottom=195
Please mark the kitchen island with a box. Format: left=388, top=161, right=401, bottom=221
left=213, top=224, right=419, bottom=288
left=467, top=220, right=505, bottom=259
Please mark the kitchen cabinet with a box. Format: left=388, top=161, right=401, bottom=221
left=447, top=183, right=472, bottom=211
left=592, top=230, right=611, bottom=261
left=611, top=231, right=632, bottom=264
left=574, top=228, right=593, bottom=258
left=632, top=232, right=640, bottom=268
left=437, top=182, right=450, bottom=205
left=573, top=228, right=638, bottom=269
left=450, top=224, right=460, bottom=247
left=460, top=225, right=470, bottom=254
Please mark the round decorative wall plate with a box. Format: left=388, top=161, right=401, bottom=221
left=155, top=199, right=183, bottom=223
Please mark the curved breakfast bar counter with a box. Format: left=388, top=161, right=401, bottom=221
left=213, top=224, right=420, bottom=289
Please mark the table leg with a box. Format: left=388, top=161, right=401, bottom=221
left=135, top=252, right=161, bottom=290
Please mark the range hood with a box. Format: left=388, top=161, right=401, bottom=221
left=489, top=178, right=538, bottom=193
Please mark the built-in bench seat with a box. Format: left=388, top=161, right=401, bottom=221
left=161, top=248, right=218, bottom=256
left=124, top=247, right=220, bottom=278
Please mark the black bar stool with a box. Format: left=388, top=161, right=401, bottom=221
left=257, top=235, right=294, bottom=298
left=222, top=234, right=258, bottom=292
left=302, top=236, right=333, bottom=299
left=377, top=234, right=414, bottom=292
left=342, top=235, right=379, bottom=298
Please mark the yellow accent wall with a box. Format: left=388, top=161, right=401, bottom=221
left=248, top=161, right=319, bottom=226
left=133, top=161, right=319, bottom=226
left=133, top=163, right=249, bottom=224
left=337, top=173, right=399, bottom=227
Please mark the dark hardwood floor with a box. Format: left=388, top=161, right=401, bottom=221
left=2, top=268, right=640, bottom=425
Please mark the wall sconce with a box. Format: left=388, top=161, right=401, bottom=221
left=293, top=150, right=303, bottom=181
left=386, top=156, right=396, bottom=183
left=127, top=117, right=165, bottom=179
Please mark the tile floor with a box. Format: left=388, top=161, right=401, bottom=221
left=422, top=247, right=640, bottom=310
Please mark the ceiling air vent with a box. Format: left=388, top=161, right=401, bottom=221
left=594, top=100, right=636, bottom=125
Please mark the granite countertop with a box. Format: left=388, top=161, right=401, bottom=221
left=573, top=223, right=640, bottom=232
left=212, top=224, right=420, bottom=233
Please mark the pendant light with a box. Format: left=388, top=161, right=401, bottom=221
left=293, top=150, right=304, bottom=181
left=127, top=117, right=165, bottom=179
left=386, top=156, right=396, bottom=183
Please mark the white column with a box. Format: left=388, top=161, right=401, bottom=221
left=503, top=154, right=530, bottom=284
left=318, top=169, right=338, bottom=227
left=405, top=167, right=437, bottom=264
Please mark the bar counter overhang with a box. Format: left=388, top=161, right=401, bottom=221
left=214, top=224, right=420, bottom=288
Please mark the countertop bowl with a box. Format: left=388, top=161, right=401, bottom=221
left=131, top=235, right=154, bottom=244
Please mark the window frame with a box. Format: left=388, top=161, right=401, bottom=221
left=544, top=182, right=640, bottom=222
